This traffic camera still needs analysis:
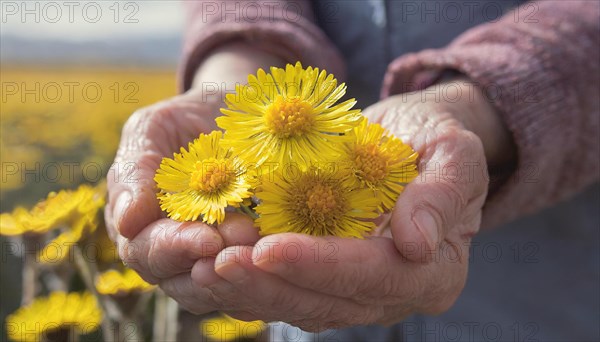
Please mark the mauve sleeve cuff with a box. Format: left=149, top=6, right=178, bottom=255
left=381, top=1, right=600, bottom=228
left=178, top=10, right=345, bottom=92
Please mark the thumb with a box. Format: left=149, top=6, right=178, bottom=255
left=105, top=99, right=215, bottom=240
left=389, top=128, right=487, bottom=263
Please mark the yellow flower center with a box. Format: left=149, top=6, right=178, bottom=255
left=353, top=143, right=389, bottom=185
left=306, top=184, right=338, bottom=214
left=265, top=96, right=314, bottom=138
left=189, top=158, right=233, bottom=193
left=292, top=178, right=346, bottom=234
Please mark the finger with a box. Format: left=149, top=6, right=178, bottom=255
left=217, top=212, right=260, bottom=247
left=252, top=233, right=468, bottom=313
left=159, top=266, right=218, bottom=315
left=161, top=256, right=247, bottom=314
left=252, top=234, right=419, bottom=306
left=118, top=218, right=224, bottom=282
left=390, top=126, right=487, bottom=262
left=106, top=99, right=216, bottom=240
left=211, top=246, right=383, bottom=331
left=162, top=257, right=260, bottom=314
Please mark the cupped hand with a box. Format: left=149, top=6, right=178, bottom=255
left=151, top=79, right=498, bottom=331
left=105, top=44, right=283, bottom=285
left=104, top=89, right=260, bottom=284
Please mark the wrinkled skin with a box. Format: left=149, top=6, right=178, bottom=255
left=106, top=79, right=494, bottom=331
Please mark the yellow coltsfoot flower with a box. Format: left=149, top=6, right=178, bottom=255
left=37, top=184, right=105, bottom=264
left=154, top=131, right=252, bottom=224
left=216, top=62, right=363, bottom=169
left=200, top=313, right=266, bottom=342
left=345, top=120, right=418, bottom=211
left=5, top=291, right=102, bottom=342
left=0, top=184, right=105, bottom=264
left=96, top=268, right=155, bottom=295
left=255, top=167, right=380, bottom=238
left=0, top=184, right=104, bottom=237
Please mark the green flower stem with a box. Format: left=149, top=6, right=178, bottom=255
left=165, top=295, right=179, bottom=341
left=41, top=262, right=72, bottom=292
left=240, top=204, right=259, bottom=219
left=21, top=235, right=40, bottom=306
left=70, top=326, right=80, bottom=342
left=153, top=290, right=167, bottom=340
left=72, top=245, right=120, bottom=342
left=153, top=290, right=179, bottom=341
left=120, top=292, right=153, bottom=342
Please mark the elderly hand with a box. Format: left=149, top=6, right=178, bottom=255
left=104, top=44, right=283, bottom=283
left=117, top=78, right=513, bottom=331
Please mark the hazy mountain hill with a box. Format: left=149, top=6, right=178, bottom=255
left=1, top=34, right=182, bottom=67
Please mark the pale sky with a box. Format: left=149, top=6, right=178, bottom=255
left=0, top=1, right=184, bottom=41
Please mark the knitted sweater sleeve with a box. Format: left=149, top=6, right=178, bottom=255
left=381, top=0, right=600, bottom=228
left=178, top=0, right=344, bottom=92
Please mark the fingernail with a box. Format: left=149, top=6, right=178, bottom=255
left=215, top=262, right=248, bottom=283
left=413, top=210, right=439, bottom=250
left=253, top=257, right=288, bottom=275
left=114, top=191, right=133, bottom=233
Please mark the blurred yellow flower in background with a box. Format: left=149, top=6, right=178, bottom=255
left=0, top=208, right=33, bottom=236
left=155, top=131, right=252, bottom=224
left=0, top=66, right=176, bottom=204
left=344, top=120, right=419, bottom=211
left=5, top=291, right=102, bottom=342
left=0, top=184, right=104, bottom=236
left=96, top=268, right=155, bottom=295
left=94, top=228, right=120, bottom=264
left=255, top=167, right=380, bottom=238
left=216, top=62, right=363, bottom=168
left=37, top=184, right=105, bottom=264
left=200, top=313, right=266, bottom=342
left=0, top=184, right=106, bottom=264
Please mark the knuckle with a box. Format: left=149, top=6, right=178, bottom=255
left=204, top=287, right=225, bottom=308
left=204, top=285, right=237, bottom=311
left=118, top=102, right=176, bottom=159
left=119, top=239, right=140, bottom=266
left=122, top=102, right=172, bottom=136
left=203, top=282, right=243, bottom=311
left=162, top=286, right=206, bottom=315
left=160, top=277, right=188, bottom=299
left=147, top=229, right=172, bottom=278
left=121, top=109, right=144, bottom=136
left=458, top=129, right=485, bottom=156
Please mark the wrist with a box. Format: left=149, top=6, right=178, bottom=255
left=190, top=43, right=286, bottom=105
left=435, top=78, right=516, bottom=169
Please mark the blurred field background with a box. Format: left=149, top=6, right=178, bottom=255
left=1, top=2, right=183, bottom=339
left=0, top=66, right=176, bottom=208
